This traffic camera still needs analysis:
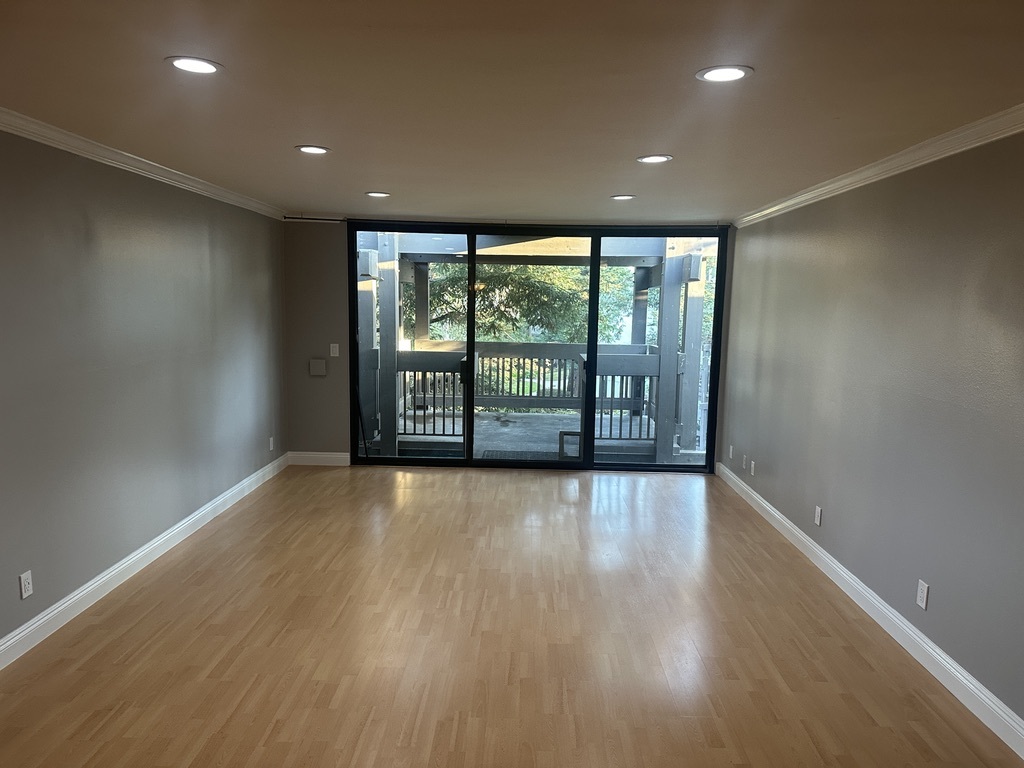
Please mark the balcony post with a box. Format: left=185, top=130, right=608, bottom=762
left=655, top=241, right=683, bottom=462
left=377, top=234, right=400, bottom=455
left=678, top=255, right=705, bottom=452
left=414, top=262, right=430, bottom=342
left=630, top=267, right=651, bottom=415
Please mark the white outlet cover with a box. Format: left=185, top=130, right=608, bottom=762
left=269, top=436, right=274, bottom=451
left=917, top=580, right=929, bottom=610
left=729, top=445, right=734, bottom=459
left=330, top=343, right=340, bottom=357
left=750, top=460, right=755, bottom=476
left=19, top=570, right=33, bottom=599
left=814, top=506, right=822, bottom=526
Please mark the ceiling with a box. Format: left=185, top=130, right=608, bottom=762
left=2, top=1, right=1024, bottom=225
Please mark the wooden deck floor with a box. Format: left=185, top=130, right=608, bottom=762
left=0, top=466, right=1018, bottom=767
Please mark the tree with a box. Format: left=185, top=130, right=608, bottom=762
left=402, top=261, right=636, bottom=343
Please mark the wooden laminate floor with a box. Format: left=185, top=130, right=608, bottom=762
left=0, top=467, right=1019, bottom=767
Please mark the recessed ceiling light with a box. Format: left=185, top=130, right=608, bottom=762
left=296, top=145, right=330, bottom=154
left=637, top=154, right=673, bottom=164
left=696, top=65, right=754, bottom=82
left=611, top=194, right=636, bottom=201
left=167, top=56, right=221, bottom=74
left=366, top=191, right=391, bottom=198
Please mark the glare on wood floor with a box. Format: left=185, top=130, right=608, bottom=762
left=0, top=466, right=1018, bottom=767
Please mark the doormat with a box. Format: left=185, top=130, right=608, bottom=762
left=479, top=450, right=564, bottom=461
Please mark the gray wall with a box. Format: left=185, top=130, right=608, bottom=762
left=283, top=222, right=349, bottom=453
left=0, top=132, right=285, bottom=639
left=720, top=132, right=1024, bottom=716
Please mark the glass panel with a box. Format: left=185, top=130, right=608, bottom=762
left=353, top=231, right=468, bottom=459
left=594, top=236, right=719, bottom=466
left=472, top=235, right=591, bottom=462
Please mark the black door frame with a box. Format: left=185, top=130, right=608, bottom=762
left=347, top=220, right=730, bottom=473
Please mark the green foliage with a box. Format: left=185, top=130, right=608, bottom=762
left=402, top=261, right=638, bottom=343
left=595, top=267, right=635, bottom=343
left=475, top=264, right=589, bottom=341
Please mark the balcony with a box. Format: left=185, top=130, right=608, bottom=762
left=388, top=341, right=708, bottom=464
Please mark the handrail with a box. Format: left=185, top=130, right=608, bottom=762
left=395, top=343, right=662, bottom=441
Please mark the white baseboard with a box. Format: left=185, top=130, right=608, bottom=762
left=0, top=455, right=290, bottom=672
left=716, top=463, right=1024, bottom=760
left=287, top=451, right=350, bottom=466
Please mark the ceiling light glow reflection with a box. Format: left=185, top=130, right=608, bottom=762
left=169, top=57, right=219, bottom=74
left=696, top=65, right=754, bottom=82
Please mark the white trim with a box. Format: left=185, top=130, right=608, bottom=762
left=0, top=107, right=284, bottom=220
left=0, top=456, right=290, bottom=672
left=736, top=102, right=1024, bottom=228
left=715, top=463, right=1024, bottom=760
left=287, top=451, right=351, bottom=466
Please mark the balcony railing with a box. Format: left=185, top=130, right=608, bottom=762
left=397, top=350, right=464, bottom=436
left=475, top=342, right=583, bottom=409
left=396, top=342, right=661, bottom=442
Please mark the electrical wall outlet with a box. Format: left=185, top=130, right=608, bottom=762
left=749, top=460, right=755, bottom=476
left=729, top=445, right=734, bottom=459
left=330, top=343, right=340, bottom=357
left=916, top=580, right=929, bottom=610
left=814, top=506, right=822, bottom=526
left=742, top=454, right=747, bottom=469
left=19, top=570, right=33, bottom=600
left=269, top=436, right=274, bottom=451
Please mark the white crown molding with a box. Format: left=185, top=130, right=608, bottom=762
left=288, top=451, right=351, bottom=466
left=0, top=107, right=284, bottom=220
left=716, top=463, right=1024, bottom=760
left=0, top=455, right=290, bottom=673
left=736, top=102, right=1024, bottom=228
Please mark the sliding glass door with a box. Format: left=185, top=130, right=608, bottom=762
left=349, top=223, right=726, bottom=471
left=593, top=236, right=720, bottom=466
left=471, top=235, right=592, bottom=463
left=353, top=230, right=469, bottom=460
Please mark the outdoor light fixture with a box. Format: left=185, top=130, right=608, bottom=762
left=636, top=154, right=673, bottom=164
left=167, top=57, right=220, bottom=74
left=296, top=145, right=330, bottom=154
left=695, top=65, right=754, bottom=82
left=365, top=191, right=391, bottom=198
left=611, top=194, right=636, bottom=201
